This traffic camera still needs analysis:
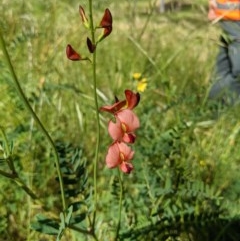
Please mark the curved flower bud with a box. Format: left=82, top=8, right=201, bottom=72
left=66, top=44, right=90, bottom=62
left=99, top=8, right=112, bottom=28
left=79, top=6, right=89, bottom=28
left=87, top=37, right=96, bottom=53
left=66, top=44, right=82, bottom=61
left=98, top=8, right=113, bottom=42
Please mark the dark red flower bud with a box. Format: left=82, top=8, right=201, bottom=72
left=102, top=26, right=112, bottom=39
left=99, top=8, right=112, bottom=28
left=66, top=44, right=81, bottom=61
left=98, top=8, right=113, bottom=42
left=87, top=37, right=96, bottom=53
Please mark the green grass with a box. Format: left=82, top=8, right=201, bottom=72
left=1, top=0, right=240, bottom=240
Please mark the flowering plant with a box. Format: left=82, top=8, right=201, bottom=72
left=65, top=3, right=141, bottom=240
left=0, top=1, right=142, bottom=240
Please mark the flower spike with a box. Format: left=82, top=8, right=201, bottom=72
left=100, top=89, right=140, bottom=173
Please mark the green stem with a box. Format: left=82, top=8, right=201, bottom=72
left=88, top=0, right=100, bottom=228
left=0, top=127, right=38, bottom=199
left=0, top=126, right=17, bottom=174
left=0, top=169, right=16, bottom=179
left=0, top=169, right=38, bottom=199
left=14, top=177, right=39, bottom=199
left=115, top=169, right=123, bottom=240
left=0, top=31, right=67, bottom=214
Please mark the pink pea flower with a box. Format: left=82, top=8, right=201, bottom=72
left=106, top=141, right=134, bottom=174
left=108, top=109, right=140, bottom=143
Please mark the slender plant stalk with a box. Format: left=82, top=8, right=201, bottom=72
left=0, top=126, right=17, bottom=174
left=0, top=168, right=38, bottom=199
left=0, top=31, right=67, bottom=214
left=115, top=169, right=123, bottom=240
left=0, top=124, right=38, bottom=200
left=0, top=169, right=16, bottom=179
left=88, top=0, right=101, bottom=229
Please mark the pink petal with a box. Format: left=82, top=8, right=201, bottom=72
left=116, top=109, right=140, bottom=132
left=125, top=90, right=140, bottom=109
left=117, top=142, right=134, bottom=173
left=117, top=142, right=134, bottom=160
left=105, top=142, right=121, bottom=168
left=108, top=119, right=124, bottom=141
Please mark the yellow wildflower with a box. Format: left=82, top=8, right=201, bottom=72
left=132, top=73, right=148, bottom=92
left=132, top=72, right=142, bottom=80
left=137, top=78, right=147, bottom=92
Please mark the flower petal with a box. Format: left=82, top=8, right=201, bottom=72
left=106, top=142, right=120, bottom=168
left=116, top=109, right=140, bottom=132
left=100, top=100, right=126, bottom=114
left=125, top=90, right=140, bottom=109
left=120, top=162, right=133, bottom=174
left=108, top=119, right=124, bottom=141
left=97, top=8, right=113, bottom=42
left=132, top=73, right=142, bottom=80
left=79, top=6, right=89, bottom=28
left=99, top=8, right=112, bottom=28
left=137, top=80, right=147, bottom=92
left=123, top=133, right=136, bottom=143
left=117, top=142, right=134, bottom=160
left=66, top=44, right=82, bottom=61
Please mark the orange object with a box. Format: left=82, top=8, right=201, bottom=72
left=214, top=0, right=240, bottom=20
